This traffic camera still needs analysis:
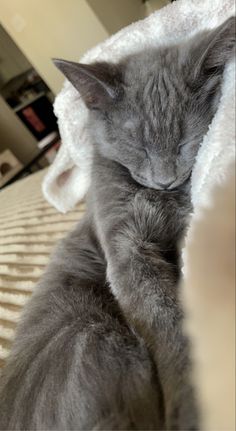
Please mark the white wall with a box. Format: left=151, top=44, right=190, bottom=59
left=145, top=0, right=170, bottom=14
left=0, top=24, right=31, bottom=85
left=87, top=0, right=146, bottom=35
left=0, top=0, right=109, bottom=94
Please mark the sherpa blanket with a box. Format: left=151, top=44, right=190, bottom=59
left=42, top=0, right=235, bottom=217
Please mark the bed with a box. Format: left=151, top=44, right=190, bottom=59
left=0, top=169, right=85, bottom=368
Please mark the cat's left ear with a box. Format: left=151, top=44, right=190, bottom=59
left=53, top=59, right=123, bottom=110
left=190, top=16, right=235, bottom=81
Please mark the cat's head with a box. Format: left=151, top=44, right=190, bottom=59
left=54, top=17, right=235, bottom=190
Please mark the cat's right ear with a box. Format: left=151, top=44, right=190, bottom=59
left=53, top=59, right=123, bottom=110
left=189, top=16, right=235, bottom=82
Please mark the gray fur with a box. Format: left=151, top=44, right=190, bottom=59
left=0, top=17, right=235, bottom=430
left=0, top=219, right=162, bottom=430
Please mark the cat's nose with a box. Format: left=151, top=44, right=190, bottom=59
left=155, top=180, right=175, bottom=190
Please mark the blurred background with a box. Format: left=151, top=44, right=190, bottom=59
left=0, top=0, right=174, bottom=369
left=0, top=0, right=171, bottom=189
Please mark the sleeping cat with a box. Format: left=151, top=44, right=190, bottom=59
left=0, top=17, right=235, bottom=430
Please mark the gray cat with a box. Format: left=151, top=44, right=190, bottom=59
left=0, top=17, right=235, bottom=430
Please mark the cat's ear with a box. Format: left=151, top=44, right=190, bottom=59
left=190, top=17, right=235, bottom=81
left=53, top=59, right=123, bottom=110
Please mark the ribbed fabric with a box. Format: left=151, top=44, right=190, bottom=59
left=0, top=169, right=85, bottom=368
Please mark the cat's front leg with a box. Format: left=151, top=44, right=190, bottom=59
left=97, top=192, right=198, bottom=430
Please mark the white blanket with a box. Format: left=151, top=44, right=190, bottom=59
left=42, top=0, right=235, bottom=216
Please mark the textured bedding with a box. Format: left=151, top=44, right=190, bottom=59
left=0, top=169, right=85, bottom=368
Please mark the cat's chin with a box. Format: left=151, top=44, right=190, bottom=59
left=131, top=172, right=192, bottom=192
left=131, top=174, right=154, bottom=189
left=168, top=170, right=192, bottom=191
left=131, top=173, right=170, bottom=190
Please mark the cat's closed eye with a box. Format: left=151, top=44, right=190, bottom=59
left=123, top=120, right=135, bottom=130
left=177, top=143, right=189, bottom=155
left=123, top=120, right=137, bottom=138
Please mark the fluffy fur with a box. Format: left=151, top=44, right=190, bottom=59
left=0, top=18, right=235, bottom=430
left=0, top=219, right=162, bottom=430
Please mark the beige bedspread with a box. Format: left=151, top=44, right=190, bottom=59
left=0, top=169, right=85, bottom=368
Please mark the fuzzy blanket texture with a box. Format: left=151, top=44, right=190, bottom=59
left=0, top=169, right=85, bottom=368
left=42, top=0, right=235, bottom=218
